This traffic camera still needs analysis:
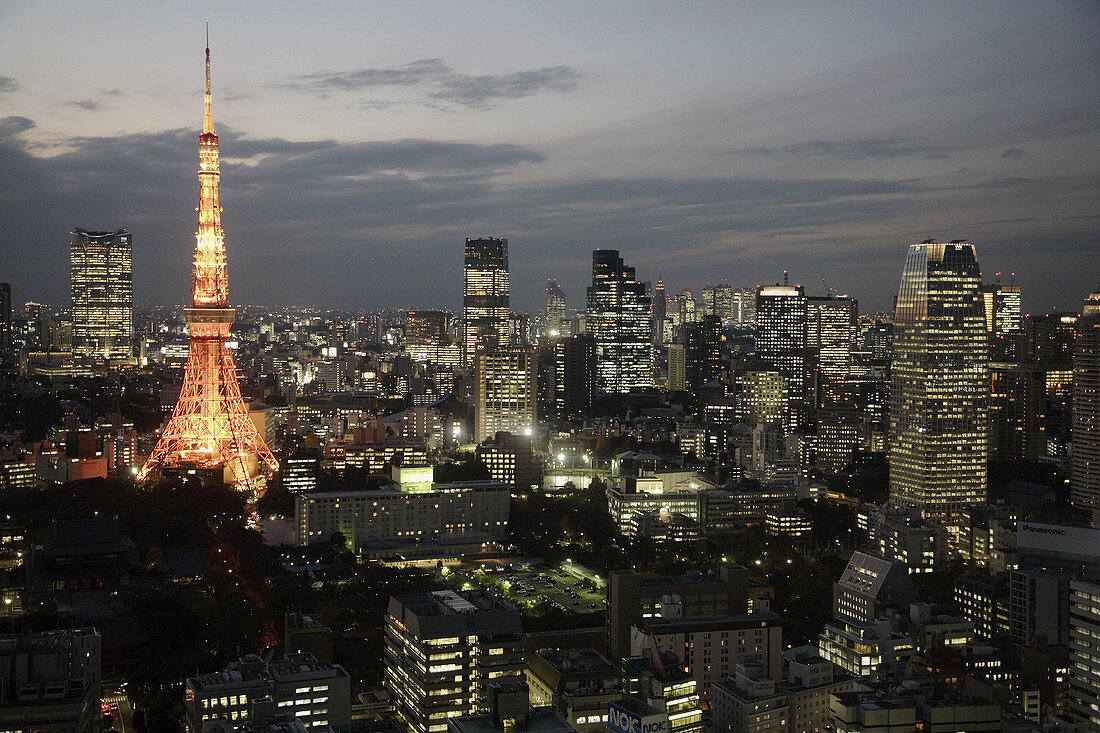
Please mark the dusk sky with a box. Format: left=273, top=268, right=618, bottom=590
left=1, top=1, right=1097, bottom=315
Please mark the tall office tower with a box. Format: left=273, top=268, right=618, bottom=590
left=70, top=228, right=132, bottom=360
left=737, top=370, right=786, bottom=427
left=474, top=346, right=536, bottom=442
left=677, top=289, right=697, bottom=325
left=586, top=250, right=652, bottom=393
left=463, top=237, right=509, bottom=366
left=1068, top=578, right=1100, bottom=728
left=138, top=40, right=278, bottom=491
left=1028, top=312, right=1077, bottom=458
left=735, top=288, right=756, bottom=326
left=700, top=285, right=716, bottom=316
left=700, top=283, right=733, bottom=321
left=667, top=343, right=686, bottom=391
left=988, top=363, right=1044, bottom=462
left=713, top=282, right=734, bottom=322
left=384, top=590, right=525, bottom=733
left=652, top=274, right=666, bottom=344
left=980, top=279, right=1023, bottom=335
left=755, top=285, right=807, bottom=431
left=889, top=241, right=988, bottom=523
left=807, top=294, right=856, bottom=407
left=1072, top=292, right=1100, bottom=522
left=405, top=310, right=449, bottom=345
left=0, top=282, right=11, bottom=351
left=685, top=315, right=723, bottom=392
left=545, top=279, right=566, bottom=333
left=545, top=334, right=595, bottom=418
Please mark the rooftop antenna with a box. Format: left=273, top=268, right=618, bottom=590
left=783, top=270, right=789, bottom=287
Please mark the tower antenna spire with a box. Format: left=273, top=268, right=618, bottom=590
left=203, top=22, right=213, bottom=135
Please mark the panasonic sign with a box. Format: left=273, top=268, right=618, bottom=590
left=607, top=703, right=668, bottom=733
left=1017, top=521, right=1100, bottom=557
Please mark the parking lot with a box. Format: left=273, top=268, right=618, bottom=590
left=439, top=562, right=606, bottom=615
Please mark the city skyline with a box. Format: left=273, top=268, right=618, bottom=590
left=1, top=2, right=1097, bottom=314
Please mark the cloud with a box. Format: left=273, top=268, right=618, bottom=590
left=67, top=100, right=102, bottom=111
left=0, top=76, right=17, bottom=94
left=301, top=59, right=449, bottom=90
left=0, top=116, right=35, bottom=139
left=430, top=66, right=581, bottom=106
left=1002, top=147, right=1025, bottom=160
left=1, top=98, right=1097, bottom=315
left=290, top=58, right=582, bottom=108
left=733, top=138, right=951, bottom=160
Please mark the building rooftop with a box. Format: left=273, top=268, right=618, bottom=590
left=635, top=611, right=782, bottom=635
left=449, top=707, right=578, bottom=733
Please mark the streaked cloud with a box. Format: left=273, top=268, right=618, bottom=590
left=733, top=138, right=951, bottom=161
left=290, top=58, right=581, bottom=108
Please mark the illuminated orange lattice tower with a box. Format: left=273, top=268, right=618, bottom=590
left=138, top=36, right=278, bottom=491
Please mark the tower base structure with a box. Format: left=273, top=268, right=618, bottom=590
left=138, top=308, right=277, bottom=493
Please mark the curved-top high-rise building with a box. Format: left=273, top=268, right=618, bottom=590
left=138, top=36, right=278, bottom=492
left=889, top=241, right=988, bottom=523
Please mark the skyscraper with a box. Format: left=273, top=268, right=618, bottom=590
left=755, top=285, right=807, bottom=431
left=138, top=37, right=277, bottom=491
left=685, top=314, right=723, bottom=392
left=462, top=237, right=509, bottom=366
left=713, top=282, right=734, bottom=322
left=807, top=294, right=856, bottom=407
left=70, top=228, right=132, bottom=360
left=474, top=346, right=536, bottom=442
left=586, top=250, right=652, bottom=393
left=545, top=279, right=566, bottom=334
left=889, top=241, right=988, bottom=522
left=404, top=310, right=449, bottom=345
left=980, top=279, right=1022, bottom=335
left=0, top=283, right=11, bottom=351
left=652, top=274, right=667, bottom=345
left=1071, top=292, right=1100, bottom=522
left=542, top=334, right=595, bottom=418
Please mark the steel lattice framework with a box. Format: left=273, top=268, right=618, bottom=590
left=137, top=38, right=278, bottom=491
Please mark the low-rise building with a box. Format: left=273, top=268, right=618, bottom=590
left=185, top=652, right=351, bottom=733
left=295, top=474, right=510, bottom=550
left=525, top=648, right=618, bottom=732
left=26, top=517, right=140, bottom=614
left=829, top=680, right=999, bottom=732
left=619, top=651, right=704, bottom=733
left=953, top=573, right=1009, bottom=641
left=0, top=628, right=101, bottom=733
left=630, top=612, right=783, bottom=700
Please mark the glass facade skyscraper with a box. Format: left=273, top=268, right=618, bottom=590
left=1072, top=292, right=1100, bottom=522
left=755, top=285, right=807, bottom=431
left=70, top=228, right=132, bottom=360
left=889, top=241, right=989, bottom=520
left=545, top=278, right=566, bottom=334
left=474, top=346, right=536, bottom=443
left=807, top=294, right=856, bottom=407
left=462, top=237, right=509, bottom=367
left=586, top=250, right=651, bottom=393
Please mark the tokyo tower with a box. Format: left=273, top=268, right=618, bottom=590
left=137, top=34, right=278, bottom=491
